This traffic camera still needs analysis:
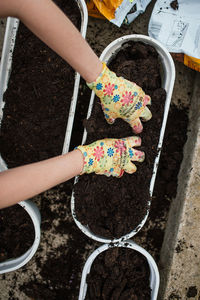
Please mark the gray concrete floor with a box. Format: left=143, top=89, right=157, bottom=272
left=0, top=1, right=199, bottom=299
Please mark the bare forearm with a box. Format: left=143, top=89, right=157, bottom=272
left=0, top=150, right=83, bottom=209
left=0, top=0, right=102, bottom=82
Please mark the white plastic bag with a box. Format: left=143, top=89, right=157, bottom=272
left=148, top=0, right=200, bottom=59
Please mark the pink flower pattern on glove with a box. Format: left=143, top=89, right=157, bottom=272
left=87, top=63, right=152, bottom=134
left=77, top=137, right=145, bottom=177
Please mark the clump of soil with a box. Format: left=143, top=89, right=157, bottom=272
left=170, top=0, right=179, bottom=10
left=186, top=286, right=197, bottom=298
left=0, top=204, right=35, bottom=262
left=74, top=41, right=166, bottom=239
left=19, top=210, right=95, bottom=300
left=0, top=0, right=81, bottom=168
left=85, top=246, right=151, bottom=299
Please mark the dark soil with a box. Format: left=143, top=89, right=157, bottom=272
left=19, top=224, right=95, bottom=300
left=170, top=0, right=179, bottom=10
left=74, top=41, right=166, bottom=239
left=69, top=78, right=92, bottom=151
left=0, top=0, right=81, bottom=168
left=15, top=104, right=188, bottom=299
left=0, top=204, right=35, bottom=262
left=136, top=104, right=188, bottom=261
left=0, top=5, right=189, bottom=298
left=85, top=246, right=151, bottom=300
left=186, top=286, right=197, bottom=298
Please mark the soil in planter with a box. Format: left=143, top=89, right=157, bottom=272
left=18, top=187, right=97, bottom=300
left=85, top=247, right=151, bottom=300
left=69, top=78, right=92, bottom=151
left=0, top=0, right=81, bottom=168
left=74, top=41, right=166, bottom=239
left=1, top=67, right=188, bottom=300
left=6, top=103, right=188, bottom=300
left=0, top=204, right=35, bottom=262
left=135, top=104, right=189, bottom=261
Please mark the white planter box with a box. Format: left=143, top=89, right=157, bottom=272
left=79, top=240, right=160, bottom=300
left=0, top=200, right=41, bottom=274
left=71, top=34, right=175, bottom=243
left=0, top=0, right=88, bottom=160
left=0, top=0, right=88, bottom=272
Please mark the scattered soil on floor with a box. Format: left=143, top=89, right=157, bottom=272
left=74, top=41, right=166, bottom=239
left=0, top=9, right=189, bottom=299
left=186, top=286, right=197, bottom=298
left=0, top=204, right=35, bottom=262
left=20, top=226, right=95, bottom=300
left=0, top=0, right=81, bottom=168
left=85, top=246, right=151, bottom=300
left=0, top=72, right=189, bottom=300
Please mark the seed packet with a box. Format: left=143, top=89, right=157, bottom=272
left=148, top=0, right=200, bottom=71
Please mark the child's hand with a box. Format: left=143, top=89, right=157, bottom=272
left=87, top=63, right=152, bottom=134
left=77, top=137, right=144, bottom=177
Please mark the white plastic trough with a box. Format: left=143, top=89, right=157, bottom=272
left=71, top=34, right=175, bottom=243
left=0, top=200, right=41, bottom=274
left=0, top=0, right=88, bottom=159
left=78, top=240, right=160, bottom=300
left=0, top=0, right=88, bottom=273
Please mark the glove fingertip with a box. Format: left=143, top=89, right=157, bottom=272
left=106, top=117, right=115, bottom=125
left=124, top=162, right=137, bottom=174
left=132, top=123, right=143, bottom=134
left=140, top=107, right=152, bottom=122
left=144, top=95, right=151, bottom=106
left=134, top=150, right=145, bottom=162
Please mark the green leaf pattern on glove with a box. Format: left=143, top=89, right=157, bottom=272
left=77, top=137, right=144, bottom=178
left=87, top=63, right=152, bottom=133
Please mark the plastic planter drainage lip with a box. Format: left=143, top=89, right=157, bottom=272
left=71, top=34, right=176, bottom=243
left=0, top=200, right=41, bottom=274
left=78, top=240, right=160, bottom=300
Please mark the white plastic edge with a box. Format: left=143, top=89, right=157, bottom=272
left=71, top=187, right=150, bottom=243
left=0, top=18, right=41, bottom=273
left=0, top=0, right=88, bottom=166
left=78, top=240, right=160, bottom=300
left=0, top=1, right=87, bottom=270
left=62, top=0, right=88, bottom=154
left=0, top=17, right=19, bottom=169
left=0, top=199, right=41, bottom=274
left=71, top=34, right=175, bottom=243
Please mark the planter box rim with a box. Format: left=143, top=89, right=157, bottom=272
left=0, top=200, right=41, bottom=274
left=71, top=34, right=175, bottom=243
left=0, top=0, right=88, bottom=169
left=78, top=240, right=160, bottom=300
left=0, top=0, right=87, bottom=272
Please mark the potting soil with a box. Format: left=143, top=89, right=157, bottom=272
left=0, top=7, right=189, bottom=299
left=0, top=0, right=81, bottom=168
left=74, top=41, right=166, bottom=239
left=85, top=247, right=151, bottom=299
left=15, top=104, right=188, bottom=300
left=0, top=205, right=35, bottom=262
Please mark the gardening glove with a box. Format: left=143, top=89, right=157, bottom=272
left=77, top=137, right=144, bottom=178
left=87, top=63, right=152, bottom=134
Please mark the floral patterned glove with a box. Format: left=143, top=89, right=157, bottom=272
left=77, top=137, right=144, bottom=177
left=87, top=63, right=152, bottom=134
